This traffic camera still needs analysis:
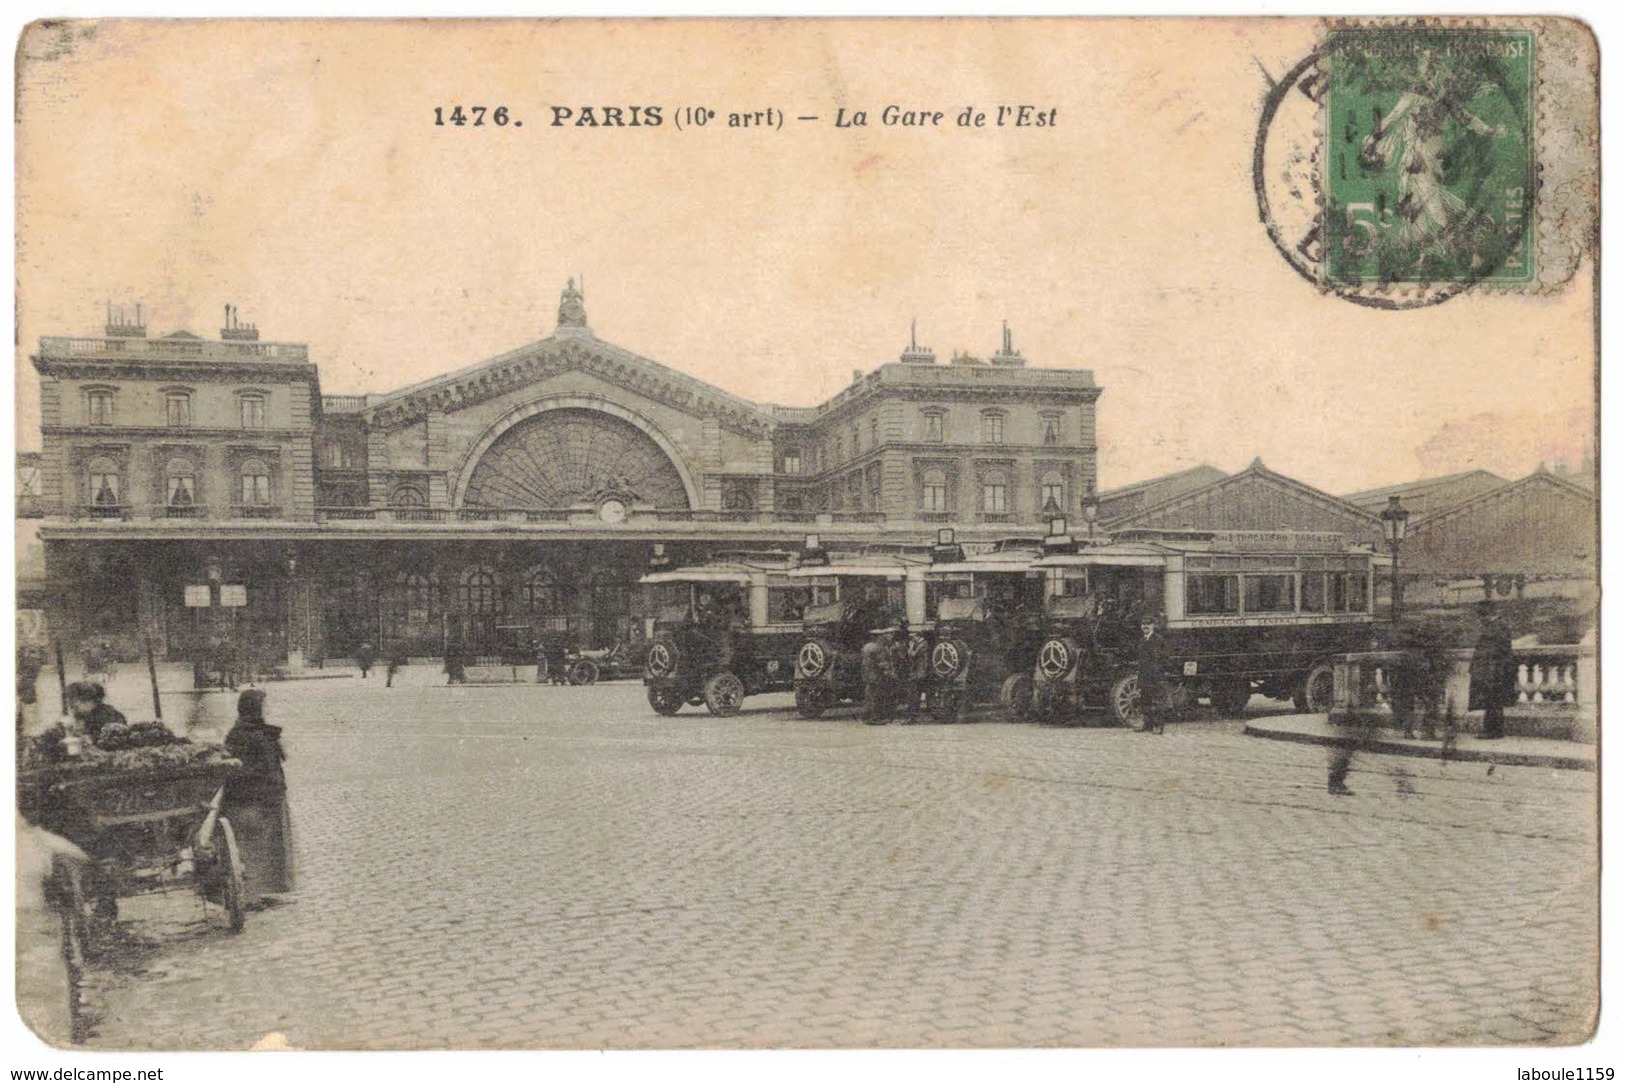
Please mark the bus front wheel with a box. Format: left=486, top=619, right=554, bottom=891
left=1293, top=661, right=1335, bottom=713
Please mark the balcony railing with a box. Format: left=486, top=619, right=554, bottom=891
left=40, top=335, right=309, bottom=363
left=315, top=506, right=377, bottom=521
left=394, top=508, right=448, bottom=523
left=232, top=504, right=283, bottom=519
left=163, top=505, right=209, bottom=519
left=79, top=503, right=131, bottom=521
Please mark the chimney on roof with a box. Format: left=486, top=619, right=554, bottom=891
left=899, top=318, right=937, bottom=364
left=220, top=303, right=260, bottom=342
left=105, top=301, right=147, bottom=338
left=991, top=320, right=1026, bottom=367
left=852, top=369, right=864, bottom=385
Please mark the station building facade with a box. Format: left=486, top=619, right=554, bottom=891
left=28, top=285, right=1102, bottom=665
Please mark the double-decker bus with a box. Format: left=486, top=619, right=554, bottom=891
left=1029, top=528, right=1385, bottom=728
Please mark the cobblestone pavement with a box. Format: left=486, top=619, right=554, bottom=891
left=73, top=674, right=1597, bottom=1050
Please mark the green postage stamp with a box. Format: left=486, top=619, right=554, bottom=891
left=1323, top=28, right=1535, bottom=287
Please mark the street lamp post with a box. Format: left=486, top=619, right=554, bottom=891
left=1080, top=493, right=1101, bottom=542
left=1380, top=495, right=1410, bottom=622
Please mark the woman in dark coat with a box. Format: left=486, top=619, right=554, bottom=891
left=1471, top=604, right=1516, bottom=740
left=222, top=689, right=293, bottom=903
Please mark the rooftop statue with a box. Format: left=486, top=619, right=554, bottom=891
left=558, top=278, right=588, bottom=328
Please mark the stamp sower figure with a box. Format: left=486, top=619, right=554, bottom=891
left=1136, top=616, right=1168, bottom=734
left=1471, top=602, right=1515, bottom=740
left=860, top=628, right=898, bottom=725
left=223, top=689, right=294, bottom=904
left=65, top=681, right=127, bottom=746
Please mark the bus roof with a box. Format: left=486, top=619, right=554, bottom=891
left=928, top=549, right=1047, bottom=575
left=787, top=553, right=928, bottom=580
left=639, top=559, right=797, bottom=586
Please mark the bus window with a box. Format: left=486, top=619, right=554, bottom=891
left=1301, top=573, right=1327, bottom=613
left=1187, top=573, right=1240, bottom=616
left=1331, top=572, right=1369, bottom=613
left=1243, top=574, right=1296, bottom=614
left=808, top=578, right=839, bottom=607
left=767, top=586, right=809, bottom=623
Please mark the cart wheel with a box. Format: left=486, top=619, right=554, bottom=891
left=647, top=684, right=685, bottom=716
left=704, top=672, right=745, bottom=717
left=568, top=659, right=600, bottom=686
left=214, top=818, right=246, bottom=933
left=794, top=686, right=825, bottom=719
left=1000, top=674, right=1034, bottom=723
left=1111, top=673, right=1147, bottom=730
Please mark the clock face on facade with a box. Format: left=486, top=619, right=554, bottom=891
left=599, top=498, right=628, bottom=524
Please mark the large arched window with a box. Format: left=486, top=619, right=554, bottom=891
left=387, top=570, right=437, bottom=627
left=165, top=458, right=197, bottom=512
left=460, top=566, right=498, bottom=615
left=239, top=458, right=272, bottom=506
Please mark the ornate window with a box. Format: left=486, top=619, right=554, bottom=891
left=520, top=567, right=560, bottom=614
left=846, top=472, right=864, bottom=511
left=164, top=458, right=197, bottom=507
left=390, top=485, right=427, bottom=507
left=237, top=391, right=267, bottom=430
left=921, top=468, right=950, bottom=513
left=866, top=463, right=882, bottom=508
left=835, top=435, right=844, bottom=463
left=870, top=417, right=880, bottom=449
left=723, top=486, right=755, bottom=513
left=1041, top=412, right=1063, bottom=446
left=981, top=470, right=1009, bottom=514
left=922, top=409, right=945, bottom=443
left=781, top=447, right=803, bottom=475
left=460, top=566, right=499, bottom=615
left=392, top=571, right=437, bottom=626
left=1040, top=471, right=1066, bottom=515
left=851, top=424, right=860, bottom=455
left=85, top=388, right=117, bottom=426
left=164, top=389, right=194, bottom=428
left=981, top=411, right=1006, bottom=446
left=239, top=458, right=272, bottom=505
left=87, top=456, right=121, bottom=506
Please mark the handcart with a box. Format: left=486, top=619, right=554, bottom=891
left=22, top=759, right=248, bottom=970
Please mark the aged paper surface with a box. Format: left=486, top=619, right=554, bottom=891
left=12, top=17, right=1599, bottom=1055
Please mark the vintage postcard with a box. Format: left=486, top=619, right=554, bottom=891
left=12, top=17, right=1600, bottom=1054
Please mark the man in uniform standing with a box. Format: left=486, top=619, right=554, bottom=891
left=1137, top=615, right=1168, bottom=734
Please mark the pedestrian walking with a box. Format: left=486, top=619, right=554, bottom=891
left=1471, top=602, right=1515, bottom=740
left=1136, top=616, right=1168, bottom=734
left=222, top=689, right=294, bottom=905
left=385, top=647, right=403, bottom=688
left=356, top=642, right=376, bottom=680
left=892, top=620, right=922, bottom=723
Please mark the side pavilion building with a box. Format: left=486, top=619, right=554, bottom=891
left=30, top=284, right=1102, bottom=665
